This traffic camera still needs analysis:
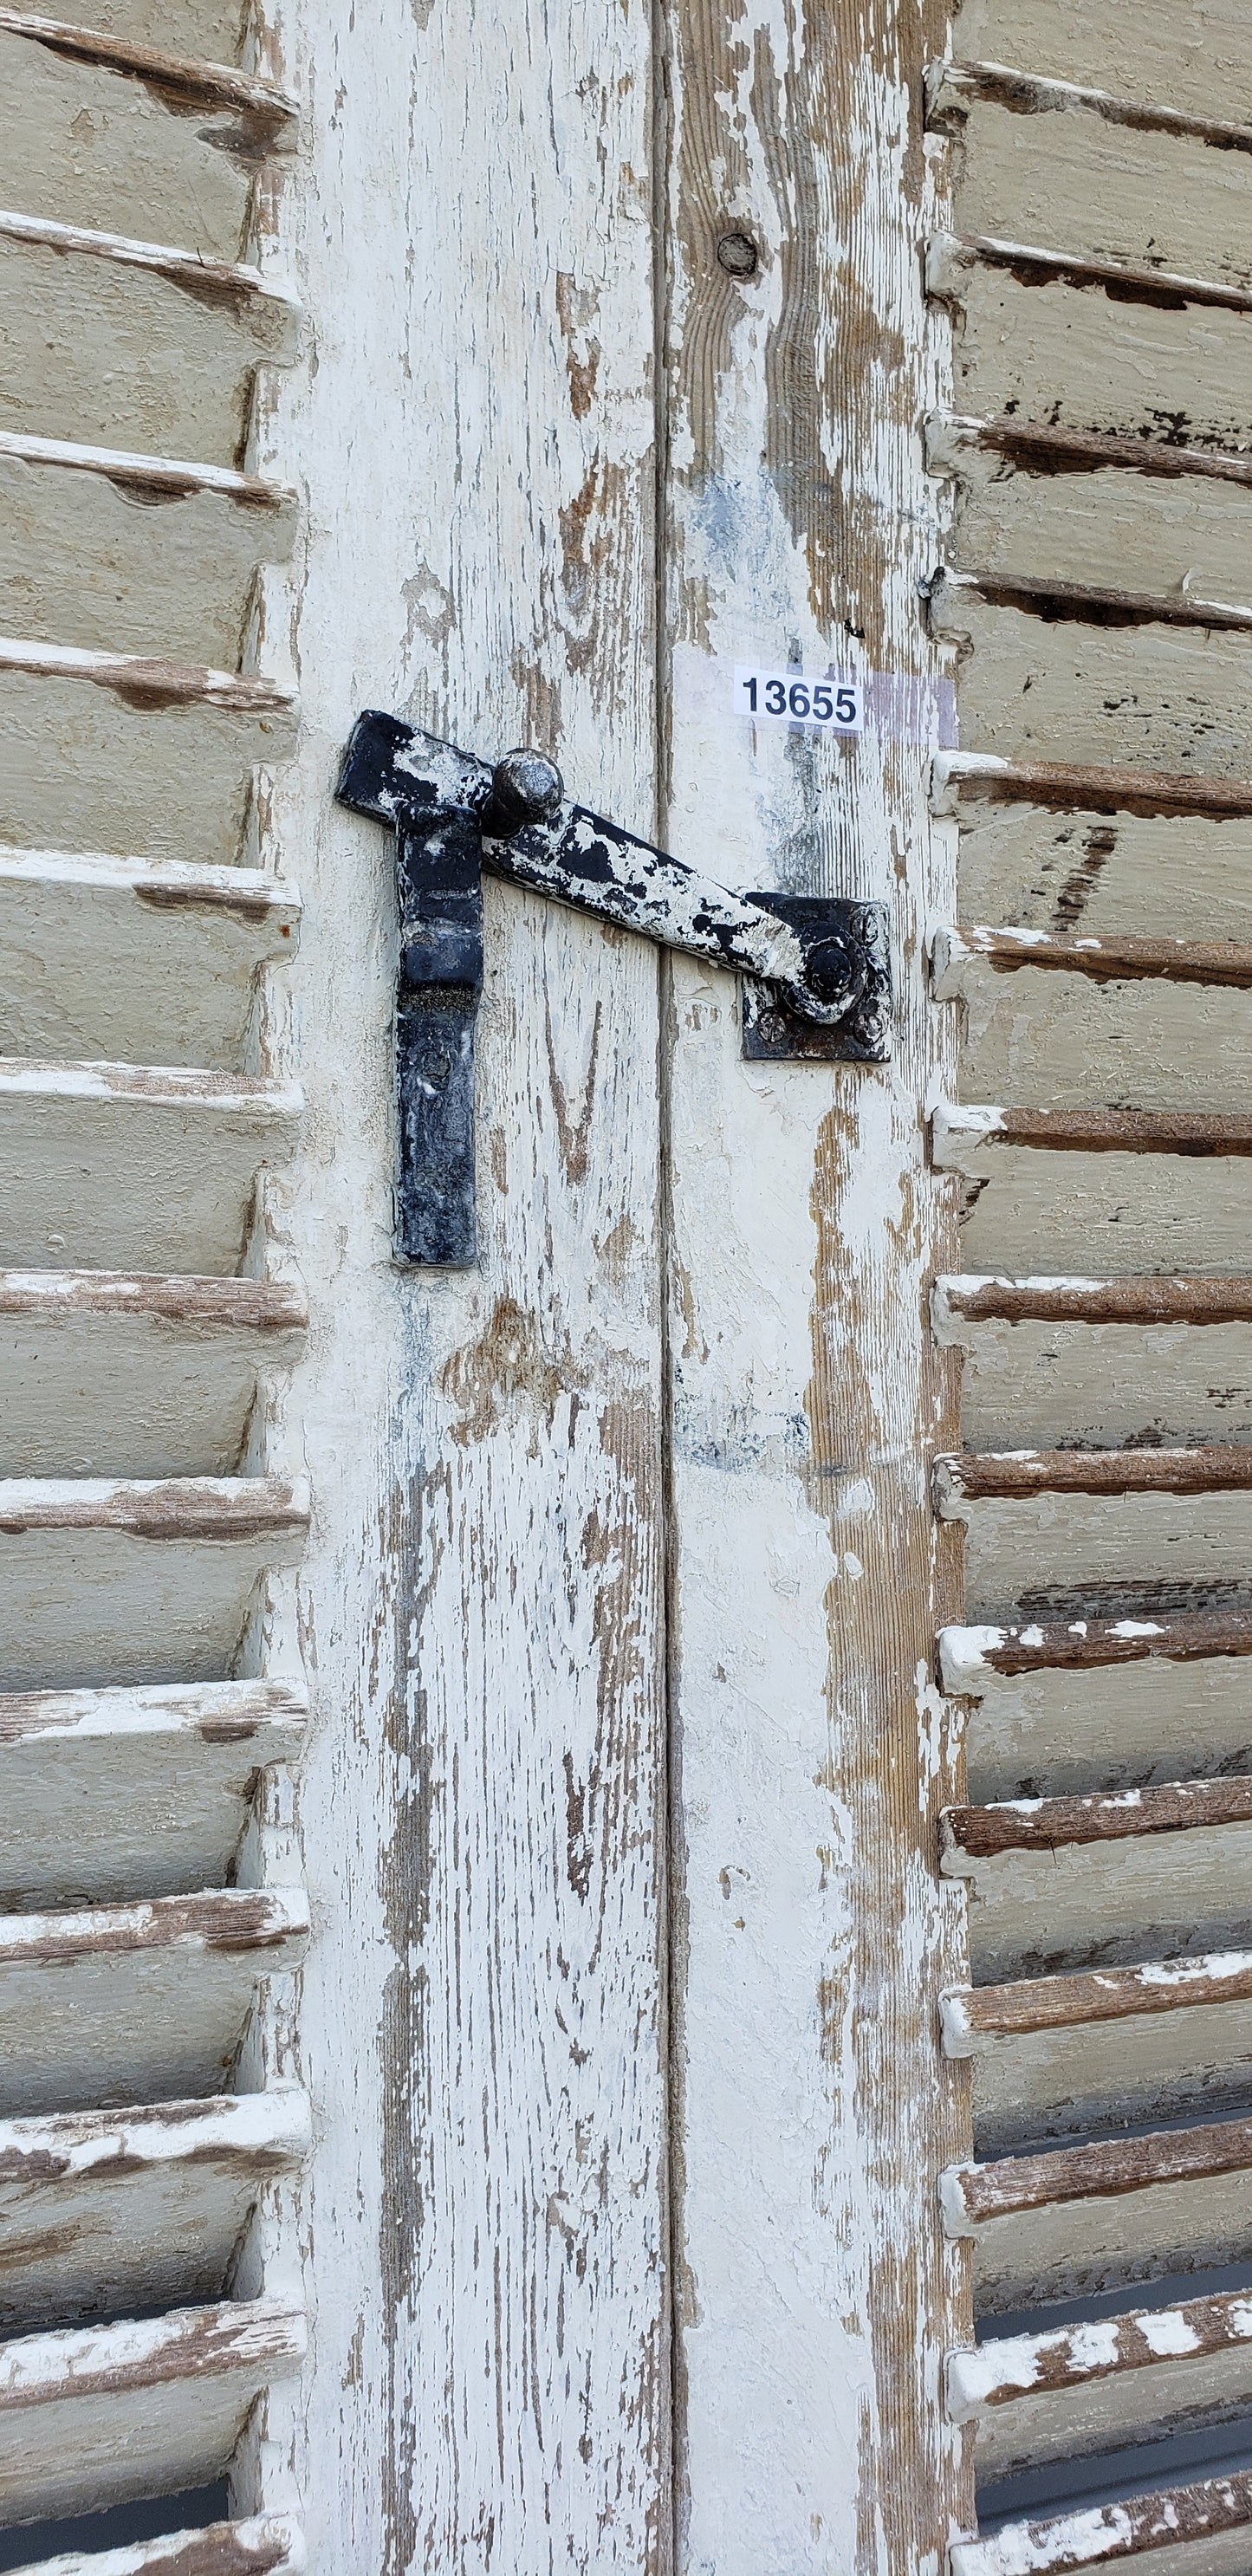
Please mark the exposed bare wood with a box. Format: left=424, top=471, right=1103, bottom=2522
left=0, top=2520, right=309, bottom=2576
left=942, top=1609, right=1252, bottom=1684
left=937, top=925, right=1252, bottom=990
left=927, top=410, right=1252, bottom=488
left=0, top=1677, right=308, bottom=1749
left=0, top=9, right=298, bottom=123
left=933, top=567, right=1252, bottom=635
left=933, top=751, right=1252, bottom=820
left=927, top=59, right=1252, bottom=152
left=929, top=228, right=1252, bottom=314
left=0, top=429, right=294, bottom=508
left=0, top=1888, right=308, bottom=1969
left=944, top=1775, right=1252, bottom=1859
left=943, top=1947, right=1252, bottom=2049
left=0, top=1270, right=307, bottom=1328
left=943, top=2112, right=1252, bottom=2229
left=0, top=638, right=293, bottom=717
left=0, top=207, right=299, bottom=336
left=937, top=1447, right=1252, bottom=1503
left=0, top=2298, right=306, bottom=2524
left=8, top=2521, right=306, bottom=2576
left=935, top=1275, right=1252, bottom=1327
left=950, top=2473, right=1252, bottom=2576
left=934, top=1102, right=1252, bottom=1158
left=0, top=1475, right=308, bottom=1540
left=950, top=2279, right=1252, bottom=2416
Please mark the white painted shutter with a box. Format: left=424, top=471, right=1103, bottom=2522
left=7, top=0, right=1252, bottom=2568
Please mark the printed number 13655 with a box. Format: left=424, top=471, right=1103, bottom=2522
left=735, top=666, right=864, bottom=733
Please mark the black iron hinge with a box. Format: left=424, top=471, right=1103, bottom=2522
left=336, top=711, right=892, bottom=1264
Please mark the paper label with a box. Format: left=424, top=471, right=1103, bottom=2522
left=733, top=664, right=865, bottom=734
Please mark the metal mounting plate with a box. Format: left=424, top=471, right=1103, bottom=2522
left=740, top=897, right=892, bottom=1061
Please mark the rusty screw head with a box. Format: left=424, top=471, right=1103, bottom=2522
left=488, top=748, right=565, bottom=833
left=717, top=230, right=760, bottom=280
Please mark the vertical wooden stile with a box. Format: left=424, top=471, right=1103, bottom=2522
left=659, top=2, right=974, bottom=2566
left=268, top=1, right=671, bottom=2566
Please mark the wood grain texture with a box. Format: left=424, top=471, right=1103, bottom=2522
left=944, top=2113, right=1252, bottom=2226
left=944, top=1775, right=1252, bottom=1856
left=950, top=2472, right=1252, bottom=2576
left=0, top=2519, right=308, bottom=2576
left=265, top=0, right=669, bottom=2566
left=660, top=0, right=970, bottom=2565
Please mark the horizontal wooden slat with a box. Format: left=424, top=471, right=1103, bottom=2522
left=0, top=2086, right=309, bottom=2333
left=944, top=1949, right=1252, bottom=2050
left=0, top=1271, right=307, bottom=1329
left=941, top=1614, right=1252, bottom=1686
left=927, top=58, right=1252, bottom=152
left=0, top=429, right=294, bottom=508
left=944, top=2115, right=1252, bottom=2232
left=945, top=1777, right=1252, bottom=1859
left=950, top=2284, right=1252, bottom=2476
left=0, top=638, right=293, bottom=717
left=944, top=2114, right=1252, bottom=2316
left=0, top=0, right=250, bottom=63
left=0, top=1677, right=308, bottom=1908
left=0, top=10, right=298, bottom=120
left=933, top=568, right=1252, bottom=638
left=944, top=1780, right=1252, bottom=1982
left=933, top=752, right=1252, bottom=821
left=927, top=412, right=1252, bottom=492
left=935, top=1103, right=1252, bottom=1159
left=0, top=2298, right=304, bottom=2524
left=0, top=853, right=300, bottom=1068
left=5, top=2519, right=305, bottom=2576
left=950, top=2471, right=1252, bottom=2576
left=935, top=928, right=1252, bottom=990
left=0, top=1888, right=308, bottom=2119
left=0, top=439, right=297, bottom=665
left=0, top=208, right=298, bottom=332
left=0, top=1062, right=302, bottom=1275
left=937, top=1448, right=1252, bottom=1503
left=929, top=230, right=1252, bottom=315
left=0, top=1476, right=308, bottom=1691
left=935, top=1276, right=1252, bottom=1327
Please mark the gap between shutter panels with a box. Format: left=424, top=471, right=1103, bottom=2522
left=0, top=0, right=308, bottom=2560
left=928, top=0, right=1252, bottom=2558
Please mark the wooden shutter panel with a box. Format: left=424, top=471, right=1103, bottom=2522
left=930, top=0, right=1252, bottom=2562
left=0, top=0, right=309, bottom=2562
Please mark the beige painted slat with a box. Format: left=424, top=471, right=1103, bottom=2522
left=931, top=575, right=1252, bottom=781
left=947, top=0, right=1252, bottom=123
left=937, top=1311, right=1252, bottom=1453
left=0, top=2086, right=309, bottom=2333
left=931, top=78, right=1252, bottom=289
left=949, top=2282, right=1252, bottom=2478
left=944, top=1949, right=1252, bottom=2150
left=935, top=931, right=1252, bottom=1114
left=0, top=211, right=299, bottom=464
left=934, top=752, right=1252, bottom=941
left=930, top=238, right=1252, bottom=448
left=942, top=1484, right=1252, bottom=1627
left=0, top=0, right=250, bottom=55
left=951, top=2472, right=1252, bottom=2576
left=943, top=2115, right=1252, bottom=2313
left=943, top=1778, right=1252, bottom=1980
left=933, top=1106, right=1252, bottom=1276
left=1, top=648, right=297, bottom=870
left=0, top=2298, right=305, bottom=2524
left=0, top=1474, right=308, bottom=1690
left=928, top=413, right=1252, bottom=604
left=942, top=1612, right=1252, bottom=1802
left=0, top=435, right=297, bottom=664
left=0, top=1890, right=308, bottom=2117
left=0, top=1064, right=302, bottom=1275
left=0, top=1677, right=308, bottom=1907
left=0, top=852, right=300, bottom=1069
left=3, top=29, right=259, bottom=263
left=0, top=1270, right=306, bottom=1480
left=2, top=2517, right=305, bottom=2576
